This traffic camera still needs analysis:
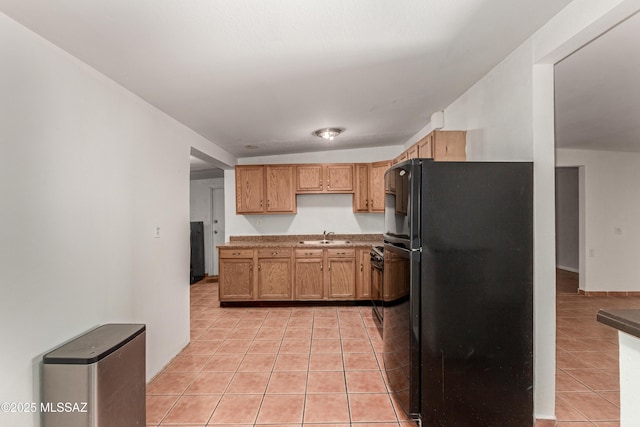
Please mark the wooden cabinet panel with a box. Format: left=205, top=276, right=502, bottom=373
left=325, top=164, right=354, bottom=192
left=257, top=248, right=291, bottom=258
left=353, top=164, right=369, bottom=212
left=370, top=161, right=390, bottom=212
left=417, top=134, right=433, bottom=158
left=219, top=249, right=254, bottom=259
left=296, top=164, right=324, bottom=193
left=356, top=249, right=372, bottom=300
left=327, top=248, right=355, bottom=257
left=431, top=130, right=466, bottom=161
left=327, top=257, right=355, bottom=299
left=266, top=165, right=296, bottom=213
left=295, top=258, right=324, bottom=300
left=219, top=258, right=253, bottom=301
left=295, top=248, right=323, bottom=258
left=235, top=166, right=264, bottom=214
left=257, top=258, right=292, bottom=300
left=407, top=145, right=418, bottom=159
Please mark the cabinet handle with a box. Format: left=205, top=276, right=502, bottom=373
left=365, top=200, right=368, bottom=207
left=233, top=252, right=240, bottom=256
left=370, top=200, right=374, bottom=207
left=320, top=264, right=323, bottom=272
left=267, top=199, right=270, bottom=208
left=327, top=179, right=330, bottom=188
left=272, top=251, right=278, bottom=255
left=249, top=264, right=253, bottom=271
left=337, top=252, right=345, bottom=255
left=258, top=264, right=261, bottom=271
left=260, top=200, right=263, bottom=207
left=360, top=263, right=364, bottom=272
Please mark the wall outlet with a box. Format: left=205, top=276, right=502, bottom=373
left=154, top=226, right=161, bottom=239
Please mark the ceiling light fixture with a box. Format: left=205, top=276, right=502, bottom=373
left=313, top=127, right=344, bottom=141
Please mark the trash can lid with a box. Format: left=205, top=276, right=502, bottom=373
left=43, top=324, right=145, bottom=365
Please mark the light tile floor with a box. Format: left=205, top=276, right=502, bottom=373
left=148, top=271, right=640, bottom=426
left=146, top=280, right=416, bottom=426
left=555, top=269, right=640, bottom=427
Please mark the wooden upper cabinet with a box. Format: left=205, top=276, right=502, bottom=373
left=265, top=165, right=296, bottom=213
left=353, top=161, right=390, bottom=213
left=236, top=165, right=265, bottom=214
left=353, top=164, right=370, bottom=212
left=295, top=164, right=324, bottom=193
left=431, top=130, right=466, bottom=161
left=417, top=134, right=433, bottom=158
left=236, top=165, right=296, bottom=214
left=295, top=164, right=354, bottom=193
left=415, top=130, right=466, bottom=161
left=369, top=161, right=390, bottom=212
left=325, top=164, right=354, bottom=192
left=407, top=144, right=419, bottom=159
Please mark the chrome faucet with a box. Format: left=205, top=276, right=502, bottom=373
left=323, top=230, right=335, bottom=241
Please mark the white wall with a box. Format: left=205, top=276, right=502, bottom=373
left=555, top=167, right=579, bottom=272
left=557, top=148, right=640, bottom=291
left=190, top=178, right=225, bottom=275
left=0, top=13, right=233, bottom=426
left=225, top=146, right=401, bottom=237
left=445, top=40, right=535, bottom=161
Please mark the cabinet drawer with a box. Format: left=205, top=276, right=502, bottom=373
left=257, top=248, right=291, bottom=258
left=295, top=249, right=323, bottom=258
left=327, top=248, right=355, bottom=257
left=219, top=249, right=254, bottom=259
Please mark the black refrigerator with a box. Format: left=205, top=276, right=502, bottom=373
left=382, top=159, right=533, bottom=426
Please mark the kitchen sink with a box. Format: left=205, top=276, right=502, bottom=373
left=298, top=240, right=351, bottom=245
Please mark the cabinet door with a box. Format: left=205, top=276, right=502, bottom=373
left=266, top=165, right=296, bottom=213
left=417, top=134, right=433, bottom=158
left=295, top=258, right=324, bottom=299
left=432, top=130, right=466, bottom=161
left=236, top=166, right=264, bottom=214
left=370, top=161, right=390, bottom=212
left=407, top=144, right=419, bottom=159
left=327, top=257, right=356, bottom=299
left=257, top=258, right=292, bottom=300
left=356, top=249, right=372, bottom=299
left=353, top=164, right=370, bottom=212
left=325, top=164, right=354, bottom=192
left=296, top=164, right=324, bottom=193
left=219, top=258, right=254, bottom=301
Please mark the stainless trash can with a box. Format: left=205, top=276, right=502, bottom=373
left=41, top=324, right=146, bottom=427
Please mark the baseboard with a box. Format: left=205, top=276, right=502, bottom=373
left=578, top=289, right=640, bottom=297
left=535, top=418, right=556, bottom=427
left=556, top=265, right=579, bottom=273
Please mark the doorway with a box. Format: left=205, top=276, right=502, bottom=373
left=555, top=167, right=579, bottom=294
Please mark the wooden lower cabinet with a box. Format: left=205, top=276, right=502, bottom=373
left=257, top=258, right=292, bottom=300
left=326, top=248, right=356, bottom=300
left=356, top=249, right=372, bottom=299
left=295, top=257, right=324, bottom=300
left=219, top=257, right=254, bottom=301
left=219, top=246, right=366, bottom=302
left=327, top=257, right=356, bottom=299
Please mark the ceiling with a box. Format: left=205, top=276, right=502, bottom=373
left=0, top=0, right=575, bottom=162
left=555, top=11, right=640, bottom=152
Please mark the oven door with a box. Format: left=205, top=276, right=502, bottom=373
left=382, top=242, right=420, bottom=419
